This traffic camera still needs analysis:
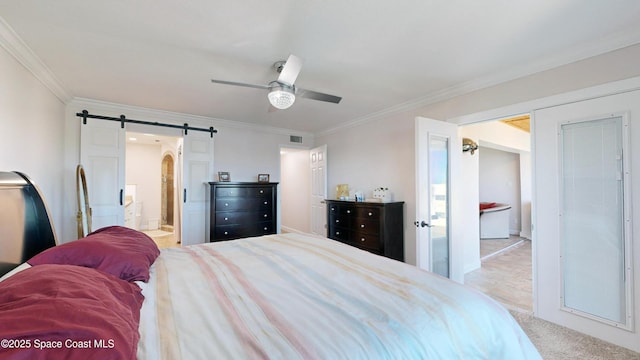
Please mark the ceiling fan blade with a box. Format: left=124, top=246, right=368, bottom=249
left=211, top=79, right=270, bottom=90
left=277, top=54, right=303, bottom=86
left=297, top=88, right=342, bottom=104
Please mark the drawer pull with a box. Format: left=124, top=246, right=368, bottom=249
left=336, top=231, right=340, bottom=235
left=360, top=224, right=365, bottom=228
left=264, top=201, right=268, bottom=205
left=263, top=214, right=268, bottom=218
left=259, top=190, right=264, bottom=194
left=264, top=227, right=268, bottom=230
left=224, top=203, right=229, bottom=206
left=331, top=207, right=335, bottom=211
left=224, top=217, right=228, bottom=221
left=347, top=210, right=351, bottom=214
left=336, top=219, right=339, bottom=223
left=360, top=238, right=366, bottom=242
left=224, top=231, right=228, bottom=235
left=368, top=212, right=373, bottom=216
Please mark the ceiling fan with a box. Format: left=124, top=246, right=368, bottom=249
left=211, top=54, right=342, bottom=110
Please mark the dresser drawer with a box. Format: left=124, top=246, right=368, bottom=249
left=215, top=186, right=273, bottom=198
left=356, top=206, right=380, bottom=219
left=328, top=227, right=350, bottom=242
left=215, top=211, right=273, bottom=226
left=214, top=225, right=245, bottom=240
left=352, top=218, right=379, bottom=234
left=351, top=231, right=381, bottom=251
left=328, top=204, right=355, bottom=217
left=254, top=221, right=275, bottom=235
left=215, top=222, right=275, bottom=240
left=329, top=214, right=350, bottom=228
left=216, top=198, right=273, bottom=211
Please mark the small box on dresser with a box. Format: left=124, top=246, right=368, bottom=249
left=209, top=182, right=278, bottom=241
left=325, top=200, right=404, bottom=261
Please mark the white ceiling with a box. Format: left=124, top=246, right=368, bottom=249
left=2, top=1, right=640, bottom=133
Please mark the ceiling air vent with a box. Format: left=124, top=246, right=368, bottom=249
left=289, top=135, right=303, bottom=143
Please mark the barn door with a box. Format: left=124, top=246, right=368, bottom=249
left=180, top=131, right=214, bottom=246
left=80, top=119, right=125, bottom=232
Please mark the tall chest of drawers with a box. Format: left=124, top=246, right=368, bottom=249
left=209, top=182, right=278, bottom=241
left=325, top=200, right=404, bottom=261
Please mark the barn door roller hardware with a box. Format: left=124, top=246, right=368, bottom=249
left=76, top=110, right=217, bottom=137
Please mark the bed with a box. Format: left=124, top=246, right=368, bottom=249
left=0, top=172, right=540, bottom=359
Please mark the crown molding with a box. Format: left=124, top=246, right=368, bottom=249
left=318, top=29, right=640, bottom=137
left=69, top=97, right=314, bottom=139
left=0, top=17, right=72, bottom=103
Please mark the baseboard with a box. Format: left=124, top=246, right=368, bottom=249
left=464, top=260, right=481, bottom=274
left=281, top=226, right=306, bottom=234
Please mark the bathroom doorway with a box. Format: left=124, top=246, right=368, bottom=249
left=161, top=153, right=174, bottom=232
left=125, top=131, right=181, bottom=248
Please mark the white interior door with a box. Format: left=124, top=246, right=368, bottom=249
left=310, top=145, right=327, bottom=236
left=533, top=90, right=640, bottom=352
left=181, top=131, right=214, bottom=246
left=415, top=117, right=463, bottom=283
left=80, top=119, right=125, bottom=232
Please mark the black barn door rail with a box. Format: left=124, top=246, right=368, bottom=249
left=76, top=110, right=217, bottom=137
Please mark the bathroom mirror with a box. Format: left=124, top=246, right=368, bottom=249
left=76, top=164, right=92, bottom=238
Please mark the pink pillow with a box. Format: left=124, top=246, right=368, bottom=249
left=28, top=226, right=160, bottom=282
left=0, top=264, right=143, bottom=360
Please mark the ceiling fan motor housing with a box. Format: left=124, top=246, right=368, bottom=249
left=273, top=60, right=287, bottom=73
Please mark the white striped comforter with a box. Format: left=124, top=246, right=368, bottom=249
left=136, top=233, right=540, bottom=359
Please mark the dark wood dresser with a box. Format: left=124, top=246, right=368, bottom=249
left=209, top=182, right=278, bottom=241
left=325, top=200, right=404, bottom=261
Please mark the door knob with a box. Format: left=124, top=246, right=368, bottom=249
left=414, top=220, right=431, bottom=228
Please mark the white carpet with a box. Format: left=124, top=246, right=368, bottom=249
left=510, top=310, right=640, bottom=359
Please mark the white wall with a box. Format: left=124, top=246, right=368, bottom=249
left=479, top=147, right=521, bottom=235
left=213, top=125, right=311, bottom=183
left=519, top=152, right=532, bottom=239
left=0, top=45, right=66, bottom=240
left=459, top=144, right=480, bottom=272
left=316, top=113, right=416, bottom=262
left=125, top=142, right=162, bottom=230
left=280, top=147, right=311, bottom=233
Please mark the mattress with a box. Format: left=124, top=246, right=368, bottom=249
left=136, top=232, right=540, bottom=359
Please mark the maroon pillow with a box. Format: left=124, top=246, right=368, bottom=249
left=28, top=226, right=160, bottom=282
left=0, top=264, right=143, bottom=360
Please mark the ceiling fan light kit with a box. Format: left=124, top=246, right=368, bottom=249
left=267, top=83, right=296, bottom=110
left=211, top=54, right=341, bottom=110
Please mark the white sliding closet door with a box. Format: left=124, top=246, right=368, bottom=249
left=80, top=119, right=125, bottom=232
left=180, top=131, right=214, bottom=246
